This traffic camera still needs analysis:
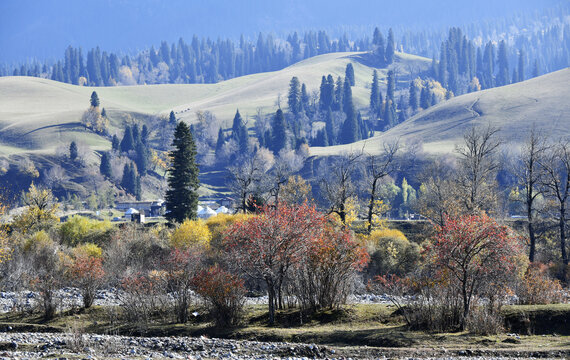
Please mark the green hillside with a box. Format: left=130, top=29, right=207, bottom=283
left=311, top=68, right=570, bottom=156
left=0, top=51, right=431, bottom=157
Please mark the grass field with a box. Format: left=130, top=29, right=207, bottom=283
left=0, top=51, right=431, bottom=158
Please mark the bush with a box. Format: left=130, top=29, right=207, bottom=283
left=192, top=265, right=246, bottom=327
left=164, top=248, right=201, bottom=323
left=465, top=306, right=504, bottom=335
left=60, top=216, right=112, bottom=246
left=68, top=244, right=105, bottom=308
left=517, top=263, right=563, bottom=305
left=366, top=228, right=420, bottom=277
left=170, top=219, right=211, bottom=250
left=205, top=213, right=251, bottom=253
left=118, top=271, right=168, bottom=329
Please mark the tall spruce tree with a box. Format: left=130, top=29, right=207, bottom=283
left=339, top=79, right=359, bottom=144
left=165, top=121, right=199, bottom=223
left=111, top=134, right=120, bottom=152
left=287, top=76, right=301, bottom=115
left=345, top=63, right=355, bottom=86
left=497, top=40, right=510, bottom=86
left=69, top=141, right=78, bottom=161
left=100, top=152, right=112, bottom=178
left=169, top=110, right=177, bottom=125
left=90, top=91, right=100, bottom=107
left=386, top=70, right=395, bottom=104
left=409, top=81, right=419, bottom=111
left=120, top=126, right=135, bottom=153
left=325, top=107, right=335, bottom=146
left=372, top=28, right=385, bottom=62
left=271, top=109, right=287, bottom=154
left=135, top=141, right=149, bottom=175
left=518, top=49, right=525, bottom=82
left=385, top=28, right=395, bottom=64
left=370, top=70, right=381, bottom=118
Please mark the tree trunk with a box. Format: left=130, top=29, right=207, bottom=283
left=528, top=219, right=536, bottom=263
left=560, top=206, right=568, bottom=283
left=367, top=178, right=378, bottom=234
left=267, top=282, right=275, bottom=325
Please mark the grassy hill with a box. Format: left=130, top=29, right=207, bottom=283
left=0, top=51, right=431, bottom=157
left=311, top=68, right=570, bottom=156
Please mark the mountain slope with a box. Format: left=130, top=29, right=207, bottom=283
left=311, top=68, right=570, bottom=156
left=0, top=51, right=430, bottom=156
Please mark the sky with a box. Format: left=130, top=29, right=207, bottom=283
left=0, top=0, right=560, bottom=63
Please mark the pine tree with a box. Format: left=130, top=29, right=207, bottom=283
left=518, top=49, right=525, bottom=82
left=100, top=152, right=112, bottom=178
left=325, top=107, right=335, bottom=146
left=141, top=125, right=149, bottom=144
left=334, top=76, right=343, bottom=112
left=386, top=70, right=395, bottom=104
left=169, top=110, right=177, bottom=125
left=420, top=86, right=430, bottom=109
left=339, top=80, right=359, bottom=144
left=497, top=40, right=510, bottom=86
left=101, top=108, right=107, bottom=118
left=231, top=109, right=243, bottom=136
left=271, top=109, right=287, bottom=154
left=90, top=91, right=100, bottom=107
left=385, top=28, right=395, bottom=64
left=165, top=121, right=200, bottom=223
left=69, top=141, right=78, bottom=161
left=300, top=83, right=310, bottom=115
left=215, top=127, right=225, bottom=156
left=370, top=70, right=381, bottom=118
left=287, top=76, right=301, bottom=115
left=345, top=63, right=355, bottom=86
left=111, top=135, right=120, bottom=152
left=135, top=176, right=142, bottom=201
left=383, top=101, right=396, bottom=129
left=120, top=126, right=135, bottom=153
left=135, top=141, right=149, bottom=175
left=409, top=81, right=418, bottom=111
left=132, top=124, right=141, bottom=144
left=372, top=28, right=385, bottom=61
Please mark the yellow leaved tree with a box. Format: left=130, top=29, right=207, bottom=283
left=12, top=183, right=59, bottom=234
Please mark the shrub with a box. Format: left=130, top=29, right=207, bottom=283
left=465, top=306, right=504, bottom=335
left=290, top=225, right=369, bottom=313
left=192, top=265, right=246, bottom=327
left=118, top=271, right=168, bottom=329
left=60, top=216, right=112, bottom=246
left=205, top=213, right=251, bottom=253
left=517, top=263, right=563, bottom=305
left=170, top=219, right=211, bottom=250
left=67, top=246, right=105, bottom=308
left=164, top=248, right=201, bottom=323
left=366, top=228, right=420, bottom=276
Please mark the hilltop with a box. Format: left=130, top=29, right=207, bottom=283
left=0, top=51, right=430, bottom=157
left=311, top=67, right=570, bottom=156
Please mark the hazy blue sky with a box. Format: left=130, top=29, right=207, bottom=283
left=0, top=0, right=560, bottom=63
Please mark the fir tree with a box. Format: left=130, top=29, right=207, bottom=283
left=135, top=141, right=149, bottom=175
left=339, top=80, right=359, bottom=144
left=420, top=86, right=430, bottom=109
left=215, top=127, right=225, bottom=156
left=90, top=91, right=100, bottom=107
left=111, top=135, right=120, bottom=152
left=300, top=83, right=310, bottom=115
left=384, top=101, right=396, bottom=129
left=325, top=107, right=335, bottom=146
left=120, top=126, right=135, bottom=153
left=165, top=121, right=200, bottom=223
left=334, top=76, right=343, bottom=112
left=101, top=108, right=107, bottom=118
left=518, top=49, right=525, bottom=82
left=345, top=63, right=355, bottom=86
left=287, top=76, right=301, bottom=115
left=231, top=109, right=243, bottom=136
left=370, top=70, right=381, bottom=118
left=372, top=28, right=385, bottom=61
left=169, top=110, right=177, bottom=125
left=69, top=141, right=78, bottom=161
left=497, top=40, right=510, bottom=86
left=135, top=176, right=142, bottom=201
left=409, top=81, right=418, bottom=111
left=141, top=125, right=149, bottom=145
left=271, top=109, right=287, bottom=154
left=385, top=28, right=395, bottom=64
left=100, top=152, right=112, bottom=178
left=386, top=70, right=395, bottom=104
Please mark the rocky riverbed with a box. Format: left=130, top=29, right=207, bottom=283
left=0, top=331, right=567, bottom=360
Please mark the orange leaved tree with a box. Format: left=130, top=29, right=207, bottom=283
left=224, top=202, right=325, bottom=324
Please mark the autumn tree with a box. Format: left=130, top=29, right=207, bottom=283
left=539, top=140, right=570, bottom=277
left=228, top=152, right=265, bottom=213
left=12, top=183, right=59, bottom=233
left=511, top=129, right=548, bottom=262
left=455, top=125, right=501, bottom=214
left=320, top=152, right=362, bottom=227
left=68, top=244, right=105, bottom=308
left=429, top=214, right=523, bottom=328
left=364, top=141, right=399, bottom=233
left=225, top=203, right=325, bottom=324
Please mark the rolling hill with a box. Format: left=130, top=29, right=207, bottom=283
left=311, top=67, right=570, bottom=157
left=0, top=51, right=431, bottom=157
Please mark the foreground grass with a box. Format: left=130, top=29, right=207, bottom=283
left=1, top=303, right=569, bottom=356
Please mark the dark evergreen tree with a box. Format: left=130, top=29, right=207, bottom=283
left=409, top=81, right=419, bottom=111
left=111, top=135, right=120, bottom=152
left=496, top=40, right=510, bottom=86
left=120, top=126, right=135, bottom=153
left=231, top=109, right=243, bottom=136
left=518, top=49, right=525, bottom=82
left=383, top=101, right=396, bottom=129
left=372, top=28, right=385, bottom=62
left=101, top=108, right=107, bottom=118
left=420, top=86, right=430, bottom=109
left=121, top=163, right=138, bottom=195
left=215, top=127, right=225, bottom=156
left=345, top=63, right=355, bottom=86
left=386, top=70, right=395, bottom=104
left=237, top=123, right=249, bottom=155
left=135, top=141, right=149, bottom=175
left=100, top=152, right=112, bottom=178
left=300, top=83, right=310, bottom=115
left=334, top=76, right=343, bottom=112
left=385, top=28, right=395, bottom=64
left=90, top=91, right=100, bottom=107
left=169, top=110, right=177, bottom=125
left=319, top=75, right=334, bottom=110
left=271, top=109, right=287, bottom=154
left=325, top=107, right=335, bottom=146
left=69, top=141, right=78, bottom=161
left=339, top=80, right=359, bottom=144
left=287, top=76, right=301, bottom=115
left=132, top=124, right=141, bottom=144
left=165, top=121, right=199, bottom=223
left=135, top=176, right=142, bottom=201
left=370, top=70, right=381, bottom=118
left=141, top=124, right=149, bottom=144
